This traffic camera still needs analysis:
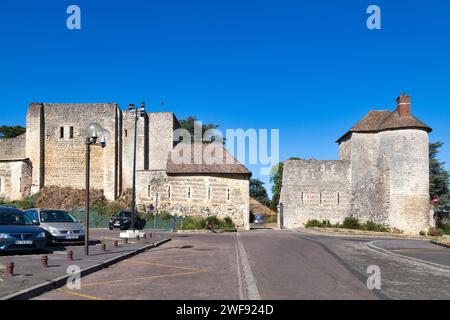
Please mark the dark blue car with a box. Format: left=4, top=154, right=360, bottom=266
left=0, top=206, right=47, bottom=252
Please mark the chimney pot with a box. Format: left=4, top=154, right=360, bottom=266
left=396, top=93, right=411, bottom=117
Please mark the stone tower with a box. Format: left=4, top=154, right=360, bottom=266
left=281, top=94, right=432, bottom=234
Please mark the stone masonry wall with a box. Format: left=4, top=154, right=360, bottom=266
left=136, top=171, right=250, bottom=230
left=379, top=129, right=430, bottom=233
left=29, top=103, right=120, bottom=201
left=349, top=132, right=390, bottom=225
left=280, top=159, right=351, bottom=228
left=0, top=134, right=26, bottom=160
left=0, top=160, right=32, bottom=200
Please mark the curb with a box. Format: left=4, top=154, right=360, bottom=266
left=431, top=240, right=450, bottom=249
left=1, top=238, right=172, bottom=301
left=367, top=241, right=450, bottom=272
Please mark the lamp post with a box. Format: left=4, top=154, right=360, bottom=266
left=84, top=123, right=110, bottom=256
left=128, top=102, right=146, bottom=232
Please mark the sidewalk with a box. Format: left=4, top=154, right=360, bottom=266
left=0, top=229, right=171, bottom=300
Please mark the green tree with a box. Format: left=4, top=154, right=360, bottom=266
left=269, top=157, right=301, bottom=212
left=429, top=142, right=450, bottom=205
left=178, top=116, right=222, bottom=143
left=250, top=178, right=270, bottom=206
left=0, top=126, right=26, bottom=139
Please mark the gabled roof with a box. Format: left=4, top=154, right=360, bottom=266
left=166, top=143, right=252, bottom=177
left=337, top=109, right=432, bottom=143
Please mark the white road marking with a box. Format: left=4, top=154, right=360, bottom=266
left=236, top=233, right=261, bottom=300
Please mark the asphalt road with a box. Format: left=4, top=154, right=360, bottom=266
left=33, top=230, right=450, bottom=300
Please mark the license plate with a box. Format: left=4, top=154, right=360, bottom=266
left=114, top=223, right=121, bottom=226
left=65, top=235, right=79, bottom=240
left=15, top=240, right=33, bottom=245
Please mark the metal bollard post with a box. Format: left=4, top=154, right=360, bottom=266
left=124, top=238, right=128, bottom=244
left=113, top=240, right=118, bottom=247
left=41, top=256, right=48, bottom=268
left=149, top=233, right=152, bottom=238
left=101, top=243, right=106, bottom=252
left=67, top=250, right=74, bottom=261
left=143, top=233, right=147, bottom=239
left=5, top=262, right=14, bottom=276
left=136, top=235, right=140, bottom=241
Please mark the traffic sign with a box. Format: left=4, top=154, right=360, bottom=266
left=433, top=196, right=439, bottom=206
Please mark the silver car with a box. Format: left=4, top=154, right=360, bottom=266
left=25, top=209, right=85, bottom=243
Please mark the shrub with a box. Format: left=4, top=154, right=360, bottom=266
left=427, top=227, right=443, bottom=237
left=178, top=215, right=235, bottom=230
left=179, top=216, right=207, bottom=230
left=305, top=219, right=326, bottom=228
left=440, top=224, right=450, bottom=236
left=363, top=220, right=389, bottom=232
left=264, top=215, right=277, bottom=223
left=158, top=211, right=172, bottom=221
left=419, top=230, right=426, bottom=236
left=342, top=217, right=360, bottom=229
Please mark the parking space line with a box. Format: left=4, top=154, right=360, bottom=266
left=81, top=270, right=208, bottom=288
left=390, top=249, right=450, bottom=254
left=129, top=259, right=207, bottom=272
left=142, top=252, right=205, bottom=259
left=56, top=289, right=103, bottom=300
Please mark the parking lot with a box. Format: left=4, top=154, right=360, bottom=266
left=0, top=229, right=169, bottom=299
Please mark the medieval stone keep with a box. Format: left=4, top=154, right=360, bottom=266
left=0, top=103, right=251, bottom=230
left=280, top=94, right=432, bottom=234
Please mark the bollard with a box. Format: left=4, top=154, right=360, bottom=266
left=136, top=235, right=140, bottom=241
left=113, top=240, right=118, bottom=247
left=101, top=243, right=106, bottom=252
left=5, top=262, right=14, bottom=276
left=124, top=238, right=128, bottom=244
left=143, top=233, right=147, bottom=239
left=41, top=256, right=48, bottom=268
left=67, top=250, right=74, bottom=261
left=149, top=233, right=152, bottom=238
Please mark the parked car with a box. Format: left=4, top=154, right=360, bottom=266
left=25, top=209, right=85, bottom=244
left=109, top=210, right=141, bottom=230
left=0, top=206, right=47, bottom=252
left=253, top=214, right=266, bottom=224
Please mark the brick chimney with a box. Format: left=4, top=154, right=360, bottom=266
left=396, top=93, right=411, bottom=117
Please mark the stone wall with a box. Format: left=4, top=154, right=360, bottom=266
left=136, top=171, right=250, bottom=230
left=348, top=132, right=390, bottom=224
left=0, top=134, right=26, bottom=160
left=280, top=159, right=351, bottom=228
left=379, top=129, right=430, bottom=233
left=0, top=160, right=32, bottom=200
left=148, top=112, right=176, bottom=171
left=27, top=103, right=120, bottom=201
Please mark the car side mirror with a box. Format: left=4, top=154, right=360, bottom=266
left=33, top=220, right=40, bottom=225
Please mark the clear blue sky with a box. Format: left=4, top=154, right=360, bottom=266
left=1, top=0, right=449, bottom=195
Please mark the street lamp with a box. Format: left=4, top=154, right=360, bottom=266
left=129, top=102, right=146, bottom=233
left=84, top=123, right=110, bottom=256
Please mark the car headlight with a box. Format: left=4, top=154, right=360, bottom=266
left=0, top=233, right=13, bottom=239
left=48, top=227, right=59, bottom=235
left=37, top=232, right=46, bottom=239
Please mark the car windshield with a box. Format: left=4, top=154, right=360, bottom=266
left=0, top=211, right=34, bottom=225
left=40, top=210, right=76, bottom=223
left=113, top=212, right=132, bottom=218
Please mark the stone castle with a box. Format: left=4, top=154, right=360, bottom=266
left=0, top=103, right=251, bottom=229
left=280, top=94, right=433, bottom=234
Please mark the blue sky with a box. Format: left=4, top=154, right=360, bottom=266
left=1, top=0, right=449, bottom=195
